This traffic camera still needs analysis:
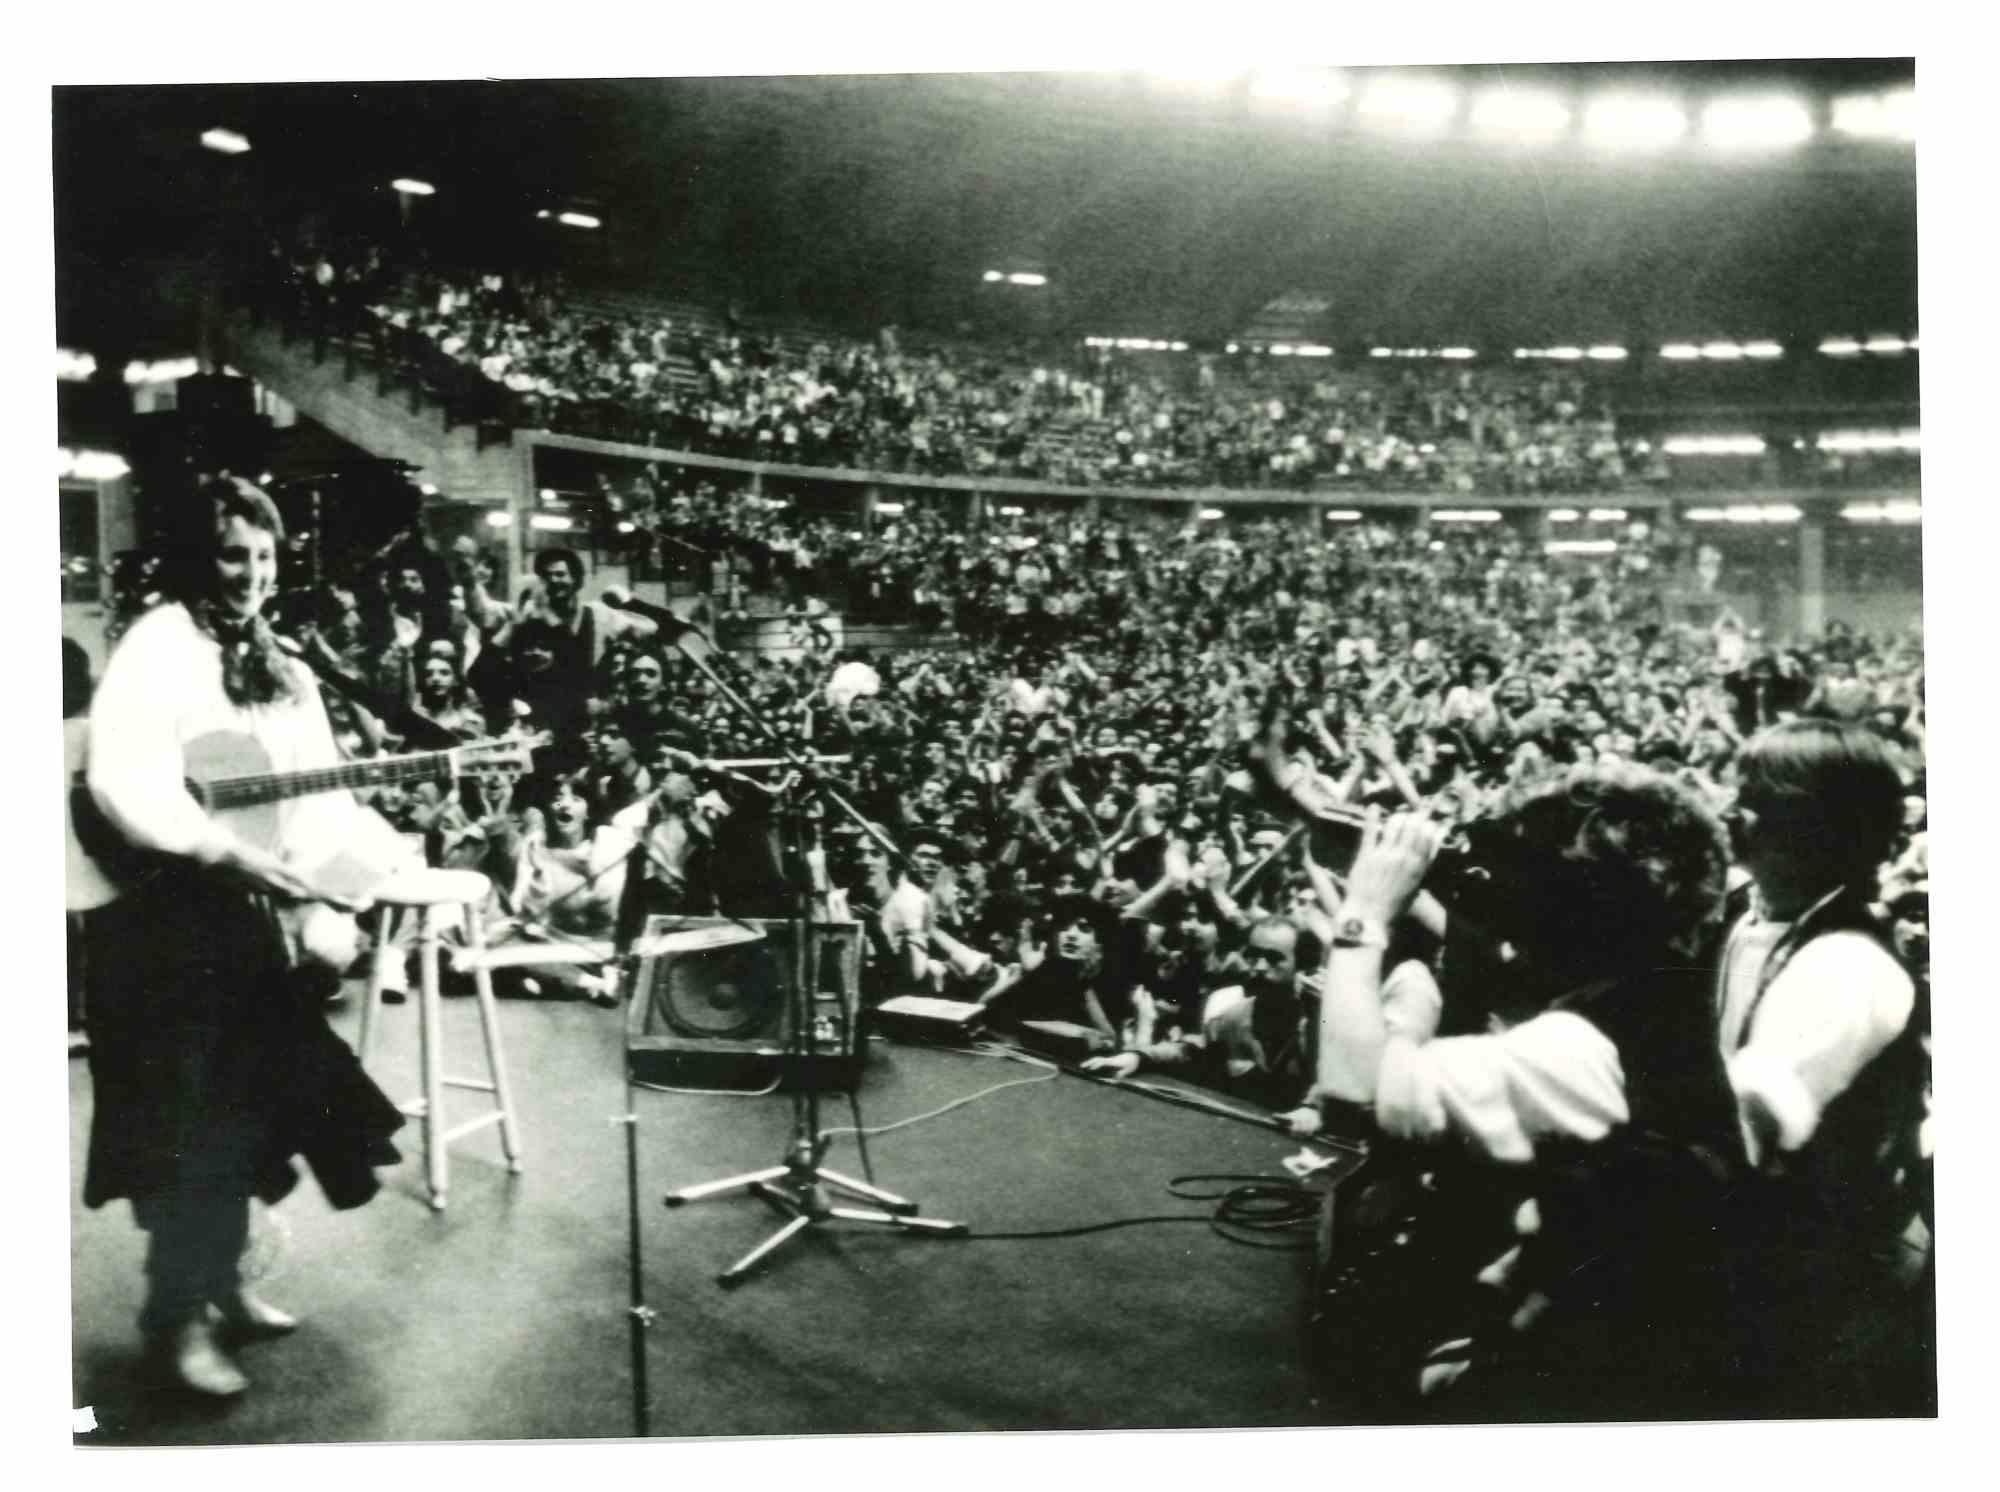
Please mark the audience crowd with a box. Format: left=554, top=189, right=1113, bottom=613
left=197, top=224, right=1936, bottom=1419
left=263, top=229, right=1649, bottom=496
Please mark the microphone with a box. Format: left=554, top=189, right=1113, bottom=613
left=599, top=588, right=702, bottom=639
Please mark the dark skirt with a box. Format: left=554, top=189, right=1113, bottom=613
left=81, top=868, right=403, bottom=1212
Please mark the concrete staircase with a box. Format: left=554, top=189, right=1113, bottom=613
left=214, top=312, right=527, bottom=513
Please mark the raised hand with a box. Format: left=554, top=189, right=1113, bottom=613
left=1342, top=810, right=1445, bottom=927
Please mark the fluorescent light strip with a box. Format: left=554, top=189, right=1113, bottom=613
left=1817, top=429, right=1920, bottom=453
left=201, top=128, right=251, bottom=155
left=1546, top=539, right=1618, bottom=555
left=529, top=514, right=573, bottom=532
left=1819, top=337, right=1864, bottom=356
left=57, top=348, right=97, bottom=382
left=1198, top=508, right=1225, bottom=521
left=1684, top=504, right=1801, bottom=524
left=1432, top=509, right=1503, bottom=523
left=1662, top=435, right=1766, bottom=456
left=1588, top=508, right=1628, bottom=522
left=557, top=211, right=601, bottom=230
left=391, top=178, right=436, bottom=196
left=484, top=511, right=514, bottom=528
left=1323, top=510, right=1362, bottom=522
left=1841, top=501, right=1922, bottom=524
left=1547, top=509, right=1580, bottom=523
left=1006, top=272, right=1047, bottom=287
left=875, top=502, right=906, bottom=515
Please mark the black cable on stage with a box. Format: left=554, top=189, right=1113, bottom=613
left=949, top=1172, right=1322, bottom=1251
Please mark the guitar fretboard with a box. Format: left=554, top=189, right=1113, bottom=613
left=198, top=749, right=459, bottom=811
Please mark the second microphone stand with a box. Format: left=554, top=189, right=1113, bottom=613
left=651, top=612, right=964, bottom=1287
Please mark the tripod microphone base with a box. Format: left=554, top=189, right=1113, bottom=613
left=706, top=1174, right=966, bottom=1289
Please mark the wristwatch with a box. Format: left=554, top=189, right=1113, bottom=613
left=1331, top=914, right=1389, bottom=950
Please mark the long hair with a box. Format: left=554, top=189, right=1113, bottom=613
left=1458, top=762, right=1731, bottom=985
left=176, top=475, right=301, bottom=708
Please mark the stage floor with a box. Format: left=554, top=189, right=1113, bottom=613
left=69, top=988, right=1352, bottom=1445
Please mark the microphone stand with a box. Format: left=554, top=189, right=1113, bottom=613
left=642, top=601, right=965, bottom=1288
left=609, top=781, right=669, bottom=1437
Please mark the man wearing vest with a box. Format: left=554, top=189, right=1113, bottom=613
left=1718, top=718, right=1933, bottom=1417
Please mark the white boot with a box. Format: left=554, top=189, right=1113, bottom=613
left=158, top=1316, right=249, bottom=1397
left=213, top=1289, right=299, bottom=1339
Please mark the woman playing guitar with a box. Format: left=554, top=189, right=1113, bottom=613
left=79, top=476, right=409, bottom=1398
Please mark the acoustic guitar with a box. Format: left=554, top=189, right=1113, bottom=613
left=66, top=725, right=542, bottom=912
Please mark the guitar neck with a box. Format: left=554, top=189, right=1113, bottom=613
left=199, top=747, right=460, bottom=811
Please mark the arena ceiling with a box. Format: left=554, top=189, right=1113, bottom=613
left=53, top=63, right=1918, bottom=360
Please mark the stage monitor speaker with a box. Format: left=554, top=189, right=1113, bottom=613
left=625, top=916, right=865, bottom=1092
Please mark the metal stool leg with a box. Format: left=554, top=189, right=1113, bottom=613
left=417, top=905, right=448, bottom=1211
left=463, top=907, right=524, bottom=1173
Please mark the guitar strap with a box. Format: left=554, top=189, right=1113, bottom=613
left=283, top=635, right=463, bottom=751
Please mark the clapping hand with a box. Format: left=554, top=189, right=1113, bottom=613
left=1342, top=810, right=1445, bottom=926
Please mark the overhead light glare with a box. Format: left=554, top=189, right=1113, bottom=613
left=1357, top=75, right=1459, bottom=135
left=57, top=348, right=97, bottom=382
left=1323, top=509, right=1362, bottom=522
left=556, top=211, right=601, bottom=230
left=1006, top=272, right=1047, bottom=287
left=1547, top=509, right=1580, bottom=523
left=874, top=502, right=906, bottom=516
left=1819, top=337, right=1863, bottom=357
left=1701, top=94, right=1814, bottom=151
left=1863, top=335, right=1907, bottom=355
left=1439, top=347, right=1476, bottom=360
left=1701, top=341, right=1744, bottom=361
left=1742, top=340, right=1784, bottom=359
left=1660, top=343, right=1701, bottom=361
left=1831, top=88, right=1915, bottom=142
left=1588, top=508, right=1629, bottom=522
left=1583, top=92, right=1687, bottom=151
left=1470, top=86, right=1570, bottom=143
left=529, top=514, right=573, bottom=532
left=997, top=505, right=1025, bottom=517
left=418, top=483, right=438, bottom=496
left=1198, top=508, right=1225, bottom=521
left=1586, top=345, right=1628, bottom=361
left=484, top=510, right=514, bottom=528
left=1248, top=67, right=1348, bottom=112
left=391, top=178, right=436, bottom=196
left=1431, top=509, right=1503, bottom=523
left=201, top=127, right=251, bottom=155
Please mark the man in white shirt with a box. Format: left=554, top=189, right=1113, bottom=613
left=1716, top=718, right=1930, bottom=1414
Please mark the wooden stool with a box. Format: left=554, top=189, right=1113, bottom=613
left=357, top=868, right=524, bottom=1211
